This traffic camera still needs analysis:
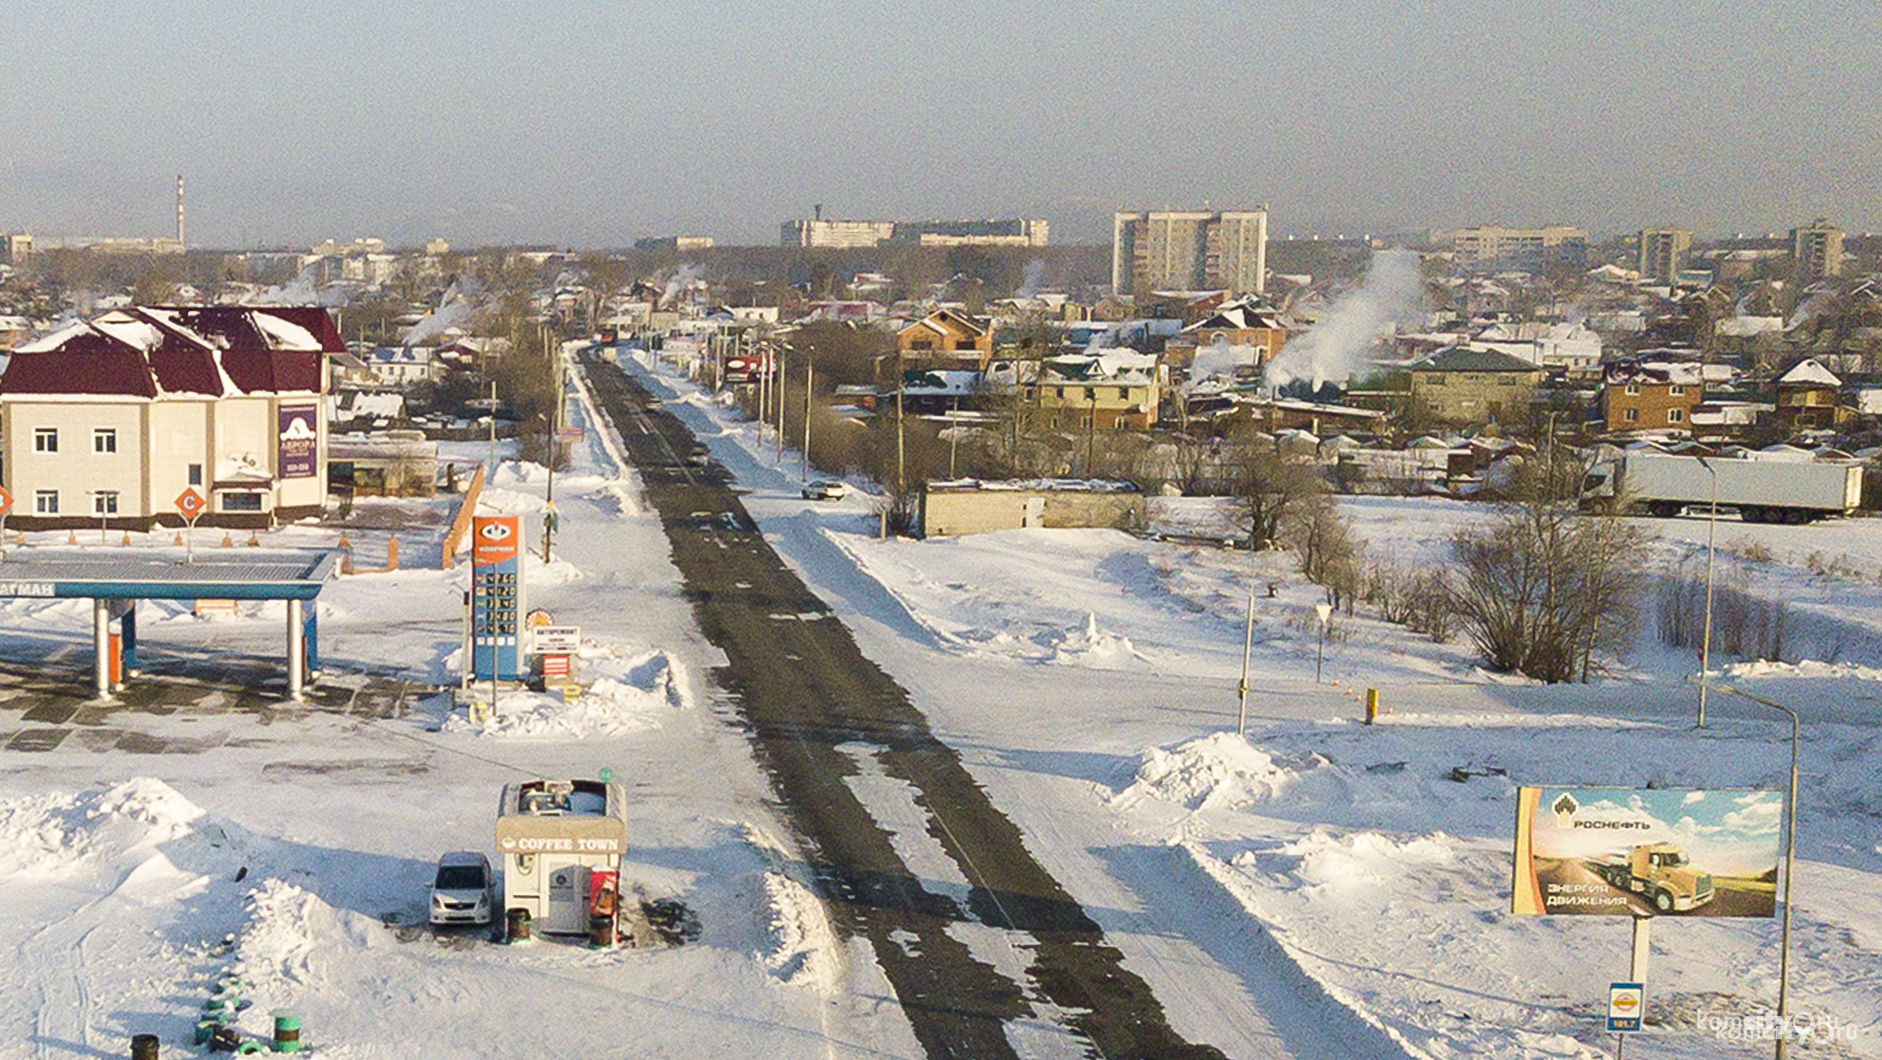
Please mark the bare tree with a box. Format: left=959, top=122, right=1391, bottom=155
left=1229, top=447, right=1327, bottom=550
left=1446, top=479, right=1651, bottom=683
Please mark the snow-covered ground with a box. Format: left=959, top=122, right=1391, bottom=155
left=1, top=344, right=1877, bottom=1059
left=638, top=348, right=1882, bottom=1059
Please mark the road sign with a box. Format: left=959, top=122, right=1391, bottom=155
left=556, top=426, right=585, bottom=440
left=175, top=488, right=206, bottom=519
left=0, top=486, right=12, bottom=516
left=530, top=625, right=580, bottom=654
left=1607, top=982, right=1643, bottom=1033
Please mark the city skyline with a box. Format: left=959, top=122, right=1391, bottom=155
left=3, top=0, right=1876, bottom=248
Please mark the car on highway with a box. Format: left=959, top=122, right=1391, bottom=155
left=685, top=443, right=711, bottom=467
left=429, top=851, right=495, bottom=926
left=801, top=480, right=848, bottom=501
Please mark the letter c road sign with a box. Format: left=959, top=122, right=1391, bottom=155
left=175, top=488, right=206, bottom=518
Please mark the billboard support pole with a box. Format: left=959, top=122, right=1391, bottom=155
left=1629, top=915, right=1650, bottom=983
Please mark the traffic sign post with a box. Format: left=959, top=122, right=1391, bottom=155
left=1609, top=980, right=1643, bottom=1057
left=175, top=488, right=207, bottom=562
left=0, top=485, right=13, bottom=559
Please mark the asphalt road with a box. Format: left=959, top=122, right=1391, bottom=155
left=583, top=355, right=1224, bottom=1060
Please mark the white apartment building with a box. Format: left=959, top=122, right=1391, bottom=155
left=1112, top=209, right=1269, bottom=296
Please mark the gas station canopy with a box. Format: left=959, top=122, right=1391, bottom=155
left=0, top=549, right=340, bottom=600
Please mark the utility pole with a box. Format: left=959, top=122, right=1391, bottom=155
left=801, top=355, right=813, bottom=483
left=895, top=349, right=907, bottom=493
left=1086, top=385, right=1098, bottom=476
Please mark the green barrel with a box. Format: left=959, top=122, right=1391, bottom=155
left=271, top=1008, right=302, bottom=1053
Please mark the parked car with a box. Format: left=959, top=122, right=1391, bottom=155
left=801, top=480, right=847, bottom=501
left=685, top=442, right=711, bottom=467
left=429, top=851, right=495, bottom=926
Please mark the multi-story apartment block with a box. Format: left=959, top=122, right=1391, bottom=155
left=1, top=233, right=31, bottom=263
left=1791, top=220, right=1844, bottom=282
left=1450, top=225, right=1587, bottom=271
left=1112, top=209, right=1268, bottom=297
left=1638, top=228, right=1692, bottom=284
left=781, top=218, right=1047, bottom=249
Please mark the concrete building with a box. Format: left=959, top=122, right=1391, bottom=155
left=920, top=479, right=1144, bottom=537
left=1791, top=220, right=1844, bottom=282
left=634, top=235, right=716, bottom=252
left=1112, top=209, right=1269, bottom=296
left=1, top=233, right=31, bottom=263
left=1638, top=228, right=1692, bottom=284
left=1450, top=225, right=1587, bottom=271
left=0, top=305, right=344, bottom=529
left=1407, top=347, right=1543, bottom=427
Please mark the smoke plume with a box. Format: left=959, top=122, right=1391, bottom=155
left=1264, top=249, right=1423, bottom=389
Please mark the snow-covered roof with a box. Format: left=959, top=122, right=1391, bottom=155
left=1777, top=358, right=1841, bottom=387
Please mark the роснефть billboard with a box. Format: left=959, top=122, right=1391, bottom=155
left=1512, top=786, right=1782, bottom=918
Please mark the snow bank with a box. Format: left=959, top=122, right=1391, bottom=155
left=761, top=872, right=844, bottom=993
left=444, top=648, right=689, bottom=738
left=0, top=778, right=207, bottom=877
left=1115, top=732, right=1329, bottom=811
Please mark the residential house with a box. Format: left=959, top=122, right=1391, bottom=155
left=1165, top=298, right=1294, bottom=372
left=1407, top=347, right=1543, bottom=428
left=894, top=309, right=993, bottom=373
left=1024, top=350, right=1162, bottom=430
left=1773, top=358, right=1853, bottom=433
left=0, top=305, right=344, bottom=529
left=1601, top=360, right=1703, bottom=434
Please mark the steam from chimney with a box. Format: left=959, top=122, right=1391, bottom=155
left=1015, top=259, right=1046, bottom=300
left=1264, top=248, right=1423, bottom=390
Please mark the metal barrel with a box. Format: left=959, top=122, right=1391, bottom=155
left=589, top=913, right=615, bottom=949
left=506, top=907, right=530, bottom=942
left=131, top=1033, right=159, bottom=1060
left=272, top=1009, right=302, bottom=1053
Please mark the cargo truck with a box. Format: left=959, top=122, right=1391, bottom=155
left=1579, top=451, right=1863, bottom=523
left=1592, top=842, right=1715, bottom=913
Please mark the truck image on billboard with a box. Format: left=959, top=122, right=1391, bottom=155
left=1512, top=787, right=1782, bottom=917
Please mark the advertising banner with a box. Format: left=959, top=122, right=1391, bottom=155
left=471, top=515, right=524, bottom=681
left=1512, top=786, right=1782, bottom=918
left=277, top=404, right=319, bottom=478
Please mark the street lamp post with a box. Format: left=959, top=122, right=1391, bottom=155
left=1236, top=575, right=1256, bottom=735
left=1314, top=601, right=1333, bottom=683
left=1694, top=678, right=1800, bottom=1060
left=1696, top=456, right=1720, bottom=728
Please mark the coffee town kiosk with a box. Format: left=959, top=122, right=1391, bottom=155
left=495, top=779, right=627, bottom=936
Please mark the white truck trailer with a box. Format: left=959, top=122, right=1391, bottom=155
left=1579, top=451, right=1864, bottom=523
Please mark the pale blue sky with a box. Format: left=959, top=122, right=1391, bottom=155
left=3, top=0, right=1876, bottom=247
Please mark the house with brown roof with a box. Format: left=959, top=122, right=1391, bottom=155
left=1773, top=358, right=1854, bottom=434
left=1601, top=360, right=1703, bottom=434
left=894, top=309, right=993, bottom=373
left=0, top=305, right=344, bottom=529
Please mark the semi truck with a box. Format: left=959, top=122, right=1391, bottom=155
left=1593, top=842, right=1715, bottom=913
left=1579, top=451, right=1863, bottom=523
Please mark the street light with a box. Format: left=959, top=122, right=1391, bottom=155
left=1687, top=676, right=1800, bottom=1060
left=1314, top=601, right=1333, bottom=683
left=1695, top=455, right=1720, bottom=728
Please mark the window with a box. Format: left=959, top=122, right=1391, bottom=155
left=1668, top=385, right=1687, bottom=396
left=34, top=490, right=57, bottom=514
left=188, top=464, right=203, bottom=486
left=1624, top=383, right=1641, bottom=395
left=1055, top=387, right=1066, bottom=399
left=1667, top=408, right=1685, bottom=423
left=223, top=492, right=264, bottom=512
left=1116, top=387, right=1130, bottom=400
left=94, top=428, right=117, bottom=453
left=92, top=491, right=118, bottom=515
left=33, top=428, right=57, bottom=453
left=1623, top=408, right=1640, bottom=422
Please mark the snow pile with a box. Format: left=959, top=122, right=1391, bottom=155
left=1049, top=612, right=1138, bottom=666
left=760, top=872, right=844, bottom=993
left=1115, top=732, right=1329, bottom=811
left=0, top=778, right=207, bottom=877
left=233, top=879, right=326, bottom=989
left=445, top=649, right=688, bottom=738
left=1726, top=659, right=1882, bottom=682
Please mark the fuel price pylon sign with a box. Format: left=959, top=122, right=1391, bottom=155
left=471, top=515, right=525, bottom=680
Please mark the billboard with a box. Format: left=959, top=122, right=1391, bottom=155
left=471, top=515, right=525, bottom=681
left=278, top=404, right=318, bottom=478
left=1513, top=786, right=1782, bottom=918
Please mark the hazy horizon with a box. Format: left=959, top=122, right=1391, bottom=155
left=4, top=1, right=1876, bottom=249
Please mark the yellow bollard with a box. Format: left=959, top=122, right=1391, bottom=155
left=1365, top=688, right=1379, bottom=725
left=221, top=533, right=234, bottom=548
left=385, top=536, right=400, bottom=571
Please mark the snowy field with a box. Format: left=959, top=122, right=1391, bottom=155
left=0, top=345, right=1877, bottom=1059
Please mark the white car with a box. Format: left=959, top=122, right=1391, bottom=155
left=429, top=851, right=494, bottom=926
left=801, top=480, right=847, bottom=501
